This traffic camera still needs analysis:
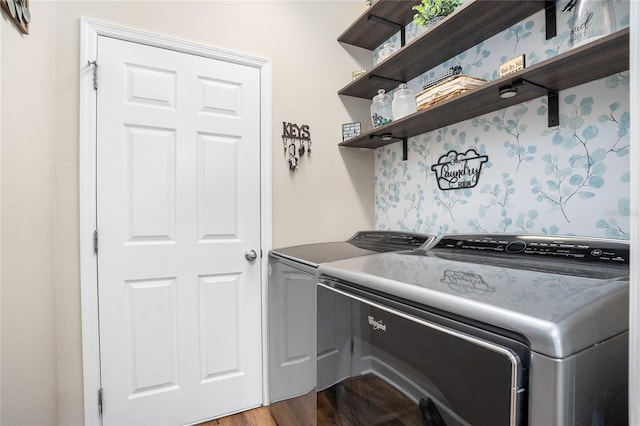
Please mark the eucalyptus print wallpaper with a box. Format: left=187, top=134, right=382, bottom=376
left=373, top=0, right=630, bottom=239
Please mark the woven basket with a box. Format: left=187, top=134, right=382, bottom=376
left=416, top=75, right=487, bottom=111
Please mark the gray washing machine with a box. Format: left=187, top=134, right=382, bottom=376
left=267, top=231, right=434, bottom=425
left=316, top=234, right=629, bottom=425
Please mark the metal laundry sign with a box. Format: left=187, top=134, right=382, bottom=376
left=431, top=149, right=488, bottom=190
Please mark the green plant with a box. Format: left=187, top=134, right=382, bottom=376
left=412, top=0, right=462, bottom=26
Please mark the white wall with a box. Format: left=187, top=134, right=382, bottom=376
left=1, top=3, right=59, bottom=424
left=3, top=2, right=375, bottom=425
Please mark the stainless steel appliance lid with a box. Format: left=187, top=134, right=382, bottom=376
left=270, top=230, right=434, bottom=268
left=317, top=235, right=629, bottom=359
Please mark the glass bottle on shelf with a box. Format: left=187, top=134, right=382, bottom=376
left=371, top=89, right=393, bottom=128
left=571, top=0, right=615, bottom=48
left=376, top=43, right=396, bottom=64
left=392, top=84, right=417, bottom=120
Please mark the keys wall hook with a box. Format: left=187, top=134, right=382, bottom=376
left=282, top=122, right=311, bottom=172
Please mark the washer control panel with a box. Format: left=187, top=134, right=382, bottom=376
left=350, top=231, right=433, bottom=249
left=432, top=234, right=629, bottom=265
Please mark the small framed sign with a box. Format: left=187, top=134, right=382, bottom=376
left=342, top=122, right=361, bottom=141
left=352, top=69, right=367, bottom=80
left=499, top=55, right=525, bottom=78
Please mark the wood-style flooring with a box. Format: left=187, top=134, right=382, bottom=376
left=197, top=374, right=420, bottom=425
left=269, top=389, right=316, bottom=425
left=317, top=374, right=422, bottom=425
left=197, top=406, right=277, bottom=426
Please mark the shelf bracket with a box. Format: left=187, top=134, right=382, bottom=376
left=545, top=1, right=557, bottom=40
left=368, top=15, right=406, bottom=47
left=369, top=74, right=405, bottom=85
left=402, top=138, right=408, bottom=161
left=547, top=89, right=559, bottom=127
left=512, top=79, right=559, bottom=127
left=370, top=134, right=408, bottom=160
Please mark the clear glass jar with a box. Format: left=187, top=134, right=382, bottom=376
left=376, top=43, right=396, bottom=64
left=571, top=0, right=615, bottom=48
left=392, top=83, right=417, bottom=120
left=371, top=89, right=393, bottom=128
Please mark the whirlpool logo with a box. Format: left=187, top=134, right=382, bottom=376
left=368, top=315, right=387, bottom=331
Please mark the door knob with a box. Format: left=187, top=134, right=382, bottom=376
left=245, top=249, right=258, bottom=262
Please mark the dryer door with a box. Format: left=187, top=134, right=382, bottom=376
left=317, top=281, right=529, bottom=426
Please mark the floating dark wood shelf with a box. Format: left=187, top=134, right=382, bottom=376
left=339, top=0, right=549, bottom=100
left=339, top=28, right=629, bottom=150
left=337, top=1, right=418, bottom=50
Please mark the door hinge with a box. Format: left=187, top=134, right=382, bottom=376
left=98, top=388, right=103, bottom=416
left=93, top=230, right=98, bottom=255
left=87, top=60, right=98, bottom=90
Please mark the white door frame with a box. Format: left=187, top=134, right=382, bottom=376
left=79, top=18, right=272, bottom=426
left=630, top=2, right=639, bottom=424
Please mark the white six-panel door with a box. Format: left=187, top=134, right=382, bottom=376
left=96, top=36, right=262, bottom=425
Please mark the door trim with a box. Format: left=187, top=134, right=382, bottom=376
left=630, top=2, right=639, bottom=423
left=79, top=18, right=272, bottom=425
